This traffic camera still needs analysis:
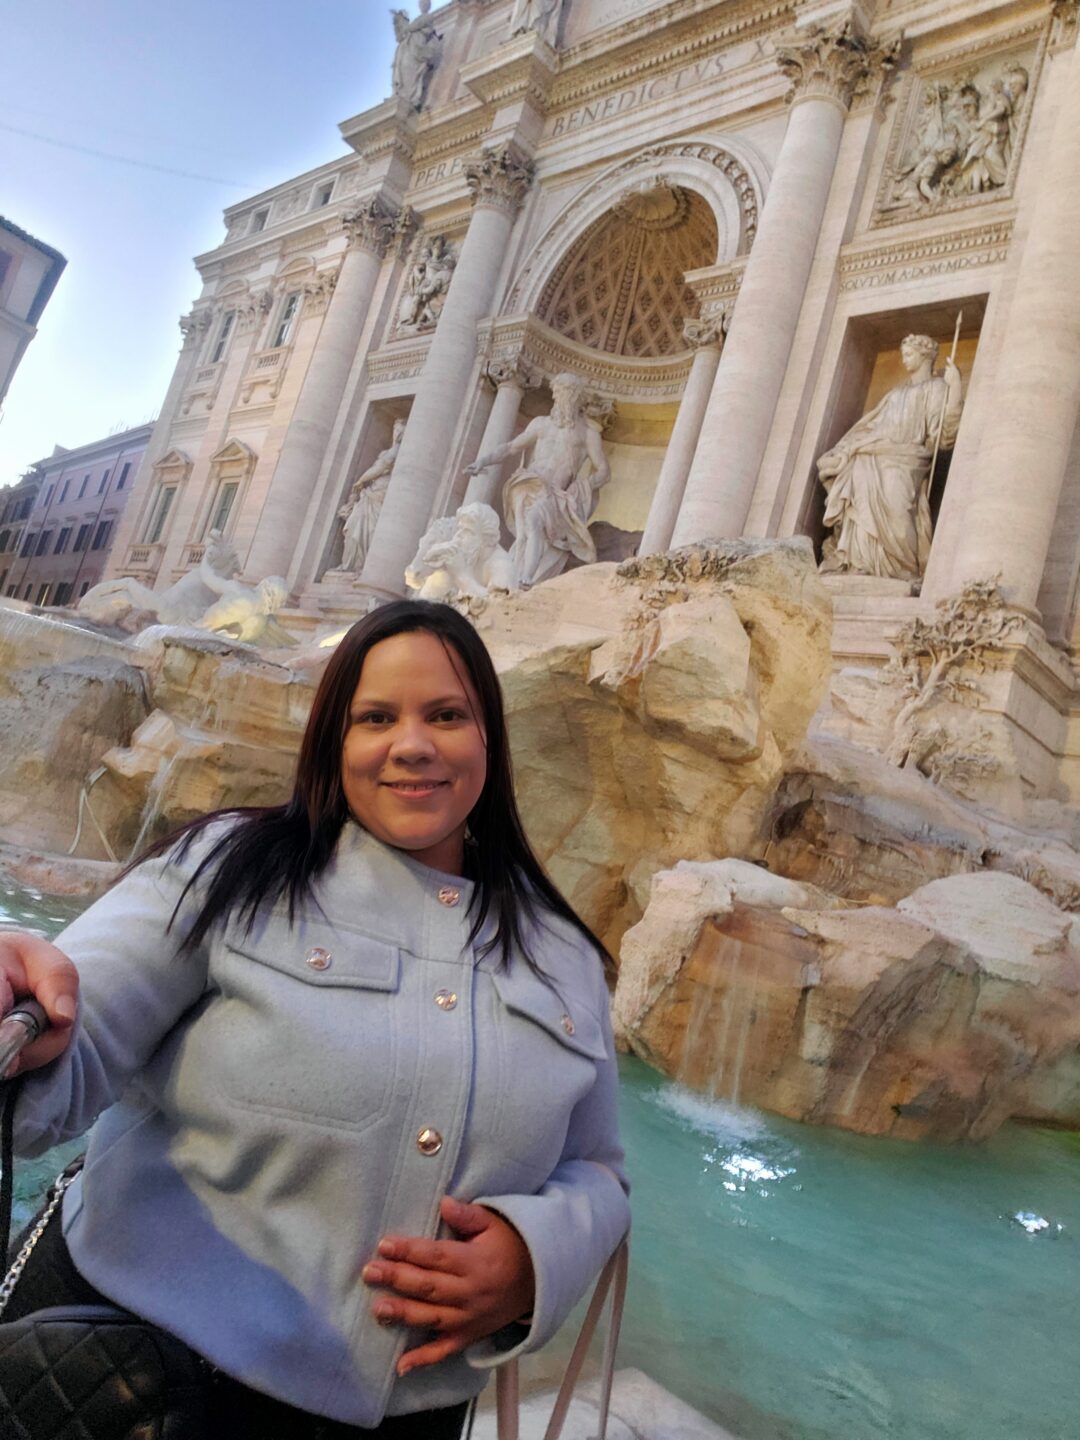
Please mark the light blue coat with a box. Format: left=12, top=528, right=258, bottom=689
left=14, top=822, right=630, bottom=1425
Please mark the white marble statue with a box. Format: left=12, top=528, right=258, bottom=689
left=77, top=531, right=242, bottom=629
left=817, top=334, right=963, bottom=581
left=390, top=1, right=441, bottom=112
left=197, top=574, right=296, bottom=647
left=397, top=236, right=455, bottom=333
left=405, top=503, right=514, bottom=601
left=339, top=419, right=405, bottom=572
left=465, top=373, right=611, bottom=588
left=509, top=0, right=562, bottom=44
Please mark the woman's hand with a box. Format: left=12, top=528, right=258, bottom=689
left=0, top=931, right=79, bottom=1074
left=363, top=1195, right=536, bottom=1376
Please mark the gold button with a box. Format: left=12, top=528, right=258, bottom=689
left=561, top=1013, right=575, bottom=1036
left=416, top=1127, right=443, bottom=1156
left=434, top=989, right=458, bottom=1011
left=437, top=886, right=461, bottom=907
left=305, top=947, right=332, bottom=971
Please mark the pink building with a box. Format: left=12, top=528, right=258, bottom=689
left=1, top=422, right=152, bottom=606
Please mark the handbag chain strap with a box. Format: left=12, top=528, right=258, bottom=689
left=0, top=1167, right=78, bottom=1319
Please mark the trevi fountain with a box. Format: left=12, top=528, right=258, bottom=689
left=3, top=0, right=1080, bottom=1435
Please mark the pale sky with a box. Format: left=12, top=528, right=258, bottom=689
left=0, top=1, right=405, bottom=486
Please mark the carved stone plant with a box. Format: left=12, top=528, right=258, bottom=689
left=881, top=578, right=1024, bottom=780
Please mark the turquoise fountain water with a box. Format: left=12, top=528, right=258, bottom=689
left=3, top=889, right=1077, bottom=1438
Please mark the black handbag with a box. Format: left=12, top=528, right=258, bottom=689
left=0, top=1080, right=209, bottom=1440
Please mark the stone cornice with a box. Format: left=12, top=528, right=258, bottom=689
left=339, top=95, right=419, bottom=165
left=775, top=21, right=900, bottom=110
left=838, top=217, right=1015, bottom=291
left=547, top=0, right=794, bottom=112
left=460, top=30, right=559, bottom=109
left=366, top=335, right=434, bottom=387
left=477, top=313, right=694, bottom=401
left=464, top=142, right=536, bottom=214
left=683, top=256, right=746, bottom=318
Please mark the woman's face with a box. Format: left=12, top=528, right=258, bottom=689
left=342, top=631, right=487, bottom=875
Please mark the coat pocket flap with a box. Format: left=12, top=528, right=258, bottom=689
left=491, top=966, right=607, bottom=1061
left=223, top=913, right=400, bottom=991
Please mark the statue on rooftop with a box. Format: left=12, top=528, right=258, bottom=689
left=391, top=0, right=442, bottom=111
left=509, top=0, right=562, bottom=44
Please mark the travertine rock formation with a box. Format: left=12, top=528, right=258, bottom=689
left=617, top=863, right=1080, bottom=1139
left=475, top=539, right=833, bottom=948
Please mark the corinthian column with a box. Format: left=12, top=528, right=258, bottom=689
left=672, top=23, right=895, bottom=548
left=463, top=356, right=536, bottom=509
left=640, top=315, right=725, bottom=555
left=360, top=143, right=534, bottom=596
left=928, top=32, right=1080, bottom=613
left=242, top=196, right=402, bottom=581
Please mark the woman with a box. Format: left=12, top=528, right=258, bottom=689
left=0, top=600, right=630, bottom=1438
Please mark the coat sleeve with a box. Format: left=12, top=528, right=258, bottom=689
left=466, top=963, right=630, bottom=1367
left=12, top=831, right=219, bottom=1157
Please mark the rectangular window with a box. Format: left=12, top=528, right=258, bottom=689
left=146, top=486, right=176, bottom=544
left=0, top=569, right=5, bottom=592
left=43, top=485, right=54, bottom=510
left=79, top=580, right=91, bottom=598
left=250, top=208, right=269, bottom=234
left=53, top=581, right=72, bottom=607
left=73, top=524, right=91, bottom=552
left=78, top=474, right=90, bottom=499
left=272, top=293, right=300, bottom=349
left=20, top=532, right=35, bottom=558
left=54, top=528, right=71, bottom=554
left=211, top=310, right=235, bottom=364
left=207, top=481, right=239, bottom=537
left=36, top=582, right=51, bottom=606
left=0, top=250, right=11, bottom=289
left=315, top=182, right=334, bottom=208
left=91, top=519, right=113, bottom=551
left=0, top=531, right=8, bottom=553
left=6, top=586, right=16, bottom=598
left=59, top=478, right=70, bottom=502
left=117, top=462, right=132, bottom=491
left=19, top=496, right=32, bottom=519
left=35, top=529, right=53, bottom=556
left=98, top=470, right=110, bottom=495
left=23, top=583, right=33, bottom=600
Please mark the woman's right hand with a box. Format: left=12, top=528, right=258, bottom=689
left=0, top=932, right=79, bottom=1074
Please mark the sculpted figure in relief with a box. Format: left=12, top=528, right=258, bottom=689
left=397, top=235, right=456, bottom=333
left=404, top=503, right=515, bottom=601
left=339, top=419, right=405, bottom=573
left=817, top=334, right=963, bottom=581
left=886, top=63, right=1029, bottom=211
left=509, top=0, right=562, bottom=44
left=390, top=0, right=441, bottom=112
left=465, top=372, right=611, bottom=588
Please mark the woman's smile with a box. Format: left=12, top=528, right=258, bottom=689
left=341, top=631, right=488, bottom=874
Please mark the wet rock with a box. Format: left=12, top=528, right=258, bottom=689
left=618, top=864, right=1080, bottom=1140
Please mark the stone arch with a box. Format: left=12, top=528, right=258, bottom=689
left=507, top=136, right=768, bottom=317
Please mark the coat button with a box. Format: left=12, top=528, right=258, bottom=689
left=560, top=1013, right=575, bottom=1036
left=416, top=1127, right=443, bottom=1156
left=434, top=989, right=458, bottom=1011
left=305, top=947, right=332, bottom=971
left=437, top=886, right=461, bottom=907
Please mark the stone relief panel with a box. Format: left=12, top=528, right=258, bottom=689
left=395, top=233, right=457, bottom=336
left=873, top=39, right=1043, bottom=227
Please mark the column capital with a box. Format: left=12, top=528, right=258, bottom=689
left=775, top=21, right=898, bottom=111
left=683, top=314, right=726, bottom=352
left=485, top=353, right=541, bottom=390
left=464, top=142, right=535, bottom=216
left=342, top=195, right=403, bottom=257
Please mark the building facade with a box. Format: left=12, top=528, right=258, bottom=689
left=0, top=217, right=66, bottom=412
left=3, top=424, right=152, bottom=606
left=107, top=0, right=1080, bottom=794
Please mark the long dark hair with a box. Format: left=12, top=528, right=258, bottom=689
left=140, top=599, right=610, bottom=972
